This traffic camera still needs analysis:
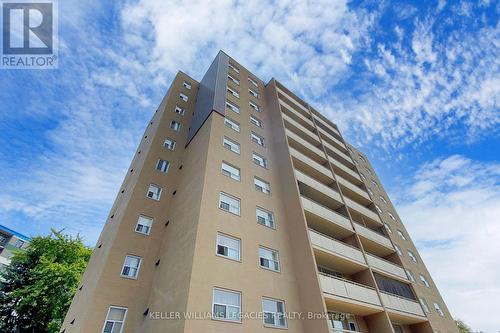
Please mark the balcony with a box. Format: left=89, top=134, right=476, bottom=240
left=277, top=86, right=310, bottom=116
left=317, top=126, right=347, bottom=151
left=290, top=147, right=334, bottom=185
left=301, top=196, right=353, bottom=237
left=296, top=169, right=342, bottom=201
left=336, top=175, right=371, bottom=205
left=366, top=254, right=407, bottom=280
left=282, top=112, right=321, bottom=146
left=380, top=292, right=425, bottom=318
left=319, top=274, right=382, bottom=313
left=286, top=129, right=326, bottom=163
left=309, top=229, right=366, bottom=266
left=313, top=113, right=342, bottom=137
left=322, top=137, right=354, bottom=167
left=345, top=198, right=382, bottom=225
left=329, top=157, right=362, bottom=185
left=353, top=222, right=394, bottom=256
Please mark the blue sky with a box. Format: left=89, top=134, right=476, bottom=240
left=0, top=0, right=499, bottom=331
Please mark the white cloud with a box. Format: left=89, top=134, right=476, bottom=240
left=394, top=155, right=500, bottom=332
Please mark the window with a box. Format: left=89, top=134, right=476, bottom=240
left=375, top=205, right=382, bottom=213
left=221, top=162, right=240, bottom=181
left=397, top=230, right=406, bottom=240
left=183, top=81, right=191, bottom=89
left=174, top=106, right=185, bottom=116
left=371, top=179, right=378, bottom=187
left=212, top=288, right=241, bottom=322
left=408, top=250, right=417, bottom=262
left=259, top=247, right=280, bottom=271
left=135, top=216, right=153, bottom=235
left=14, top=240, right=25, bottom=248
left=250, top=115, right=263, bottom=128
left=216, top=233, right=240, bottom=261
left=434, top=303, right=445, bottom=317
left=384, top=223, right=392, bottom=234
left=262, top=298, right=286, bottom=328
left=252, top=152, right=268, bottom=168
left=227, top=87, right=239, bottom=98
left=179, top=92, right=188, bottom=102
left=226, top=100, right=240, bottom=114
left=380, top=195, right=387, bottom=204
left=420, top=274, right=430, bottom=288
left=248, top=77, right=258, bottom=87
left=224, top=117, right=240, bottom=132
left=147, top=184, right=162, bottom=201
left=405, top=269, right=415, bottom=282
left=249, top=101, right=260, bottom=112
left=395, top=244, right=402, bottom=256
left=388, top=212, right=396, bottom=221
left=256, top=207, right=275, bottom=229
left=364, top=166, right=372, bottom=175
left=367, top=188, right=373, bottom=196
left=170, top=120, right=181, bottom=132
left=420, top=298, right=430, bottom=313
left=121, top=255, right=141, bottom=279
left=360, top=173, right=366, bottom=181
left=393, top=324, right=403, bottom=333
left=228, top=74, right=239, bottom=85
left=223, top=137, right=240, bottom=154
left=329, top=312, right=358, bottom=331
left=102, top=306, right=127, bottom=333
left=156, top=159, right=170, bottom=173
left=249, top=88, right=259, bottom=98
left=254, top=177, right=271, bottom=195
left=219, top=192, right=240, bottom=215
left=251, top=132, right=264, bottom=146
left=164, top=138, right=176, bottom=151
left=228, top=62, right=239, bottom=73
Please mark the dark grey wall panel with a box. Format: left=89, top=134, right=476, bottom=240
left=187, top=51, right=228, bottom=144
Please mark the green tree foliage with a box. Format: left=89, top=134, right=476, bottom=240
left=456, top=319, right=473, bottom=333
left=0, top=230, right=92, bottom=332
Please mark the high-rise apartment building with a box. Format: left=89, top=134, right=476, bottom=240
left=62, top=51, right=458, bottom=333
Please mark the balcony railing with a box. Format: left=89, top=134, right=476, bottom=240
left=345, top=198, right=382, bottom=225
left=286, top=129, right=326, bottom=161
left=301, top=196, right=353, bottom=232
left=313, top=113, right=341, bottom=137
left=290, top=148, right=333, bottom=181
left=365, top=253, right=407, bottom=280
left=322, top=138, right=353, bottom=166
left=282, top=112, right=320, bottom=145
left=319, top=273, right=381, bottom=307
left=309, top=229, right=366, bottom=265
left=329, top=157, right=361, bottom=183
left=380, top=292, right=425, bottom=317
left=336, top=175, right=370, bottom=201
left=317, top=126, right=347, bottom=150
left=295, top=170, right=343, bottom=204
left=277, top=86, right=310, bottom=115
left=353, top=223, right=392, bottom=249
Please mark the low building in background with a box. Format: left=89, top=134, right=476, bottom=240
left=0, top=225, right=31, bottom=272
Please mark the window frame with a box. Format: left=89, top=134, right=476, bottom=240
left=419, top=298, right=431, bottom=313
left=227, top=87, right=240, bottom=99
left=221, top=161, right=241, bottom=181
left=248, top=88, right=259, bottom=98
left=405, top=269, right=415, bottom=282
left=219, top=192, right=241, bottom=216
left=256, top=207, right=276, bottom=229
left=183, top=81, right=192, bottom=89
left=120, top=255, right=142, bottom=279
left=249, top=101, right=260, bottom=112
left=226, top=100, right=240, bottom=114
left=179, top=92, right=188, bottom=102
left=164, top=137, right=176, bottom=151
left=156, top=159, right=170, bottom=173
left=248, top=77, right=258, bottom=87
left=216, top=232, right=241, bottom=262
left=146, top=184, right=162, bottom=201
left=212, top=288, right=241, bottom=323
left=254, top=177, right=271, bottom=195
left=252, top=152, right=268, bottom=169
left=228, top=62, right=239, bottom=73
left=223, top=136, right=241, bottom=155
left=262, top=297, right=287, bottom=329
left=228, top=74, right=240, bottom=85
left=250, top=114, right=263, bottom=128
left=170, top=120, right=181, bottom=132
left=420, top=274, right=430, bottom=288
left=259, top=246, right=280, bottom=272
left=224, top=117, right=240, bottom=132
left=407, top=250, right=418, bottom=263
left=251, top=132, right=265, bottom=146
left=174, top=105, right=185, bottom=116
left=135, top=215, right=153, bottom=235
left=397, top=230, right=406, bottom=240
left=102, top=306, right=128, bottom=333
left=433, top=302, right=445, bottom=317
